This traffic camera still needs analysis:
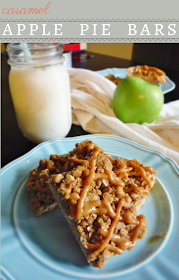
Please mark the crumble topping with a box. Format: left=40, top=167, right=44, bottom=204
left=49, top=140, right=156, bottom=268
left=126, top=65, right=166, bottom=84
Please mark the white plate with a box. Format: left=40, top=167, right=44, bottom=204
left=96, top=68, right=176, bottom=94
left=1, top=135, right=179, bottom=280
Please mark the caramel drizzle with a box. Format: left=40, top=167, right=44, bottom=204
left=110, top=237, right=134, bottom=251
left=69, top=198, right=119, bottom=220
left=76, top=157, right=97, bottom=219
left=88, top=199, right=124, bottom=261
left=76, top=158, right=125, bottom=220
left=93, top=172, right=124, bottom=187
left=133, top=65, right=165, bottom=78
left=104, top=154, right=114, bottom=163
left=105, top=170, right=125, bottom=187
left=86, top=143, right=104, bottom=157
left=122, top=212, right=138, bottom=225
left=118, top=158, right=126, bottom=169
left=68, top=158, right=89, bottom=166
left=144, top=166, right=156, bottom=174
left=101, top=200, right=116, bottom=218
left=127, top=160, right=154, bottom=189
left=125, top=183, right=149, bottom=195
left=86, top=218, right=136, bottom=252
left=82, top=199, right=118, bottom=218
left=114, top=167, right=133, bottom=175
left=106, top=244, right=123, bottom=255
left=83, top=200, right=107, bottom=216
left=132, top=218, right=146, bottom=244
left=53, top=144, right=154, bottom=259
left=75, top=156, right=150, bottom=257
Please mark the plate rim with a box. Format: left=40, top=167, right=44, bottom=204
left=12, top=175, right=175, bottom=279
left=2, top=135, right=179, bottom=175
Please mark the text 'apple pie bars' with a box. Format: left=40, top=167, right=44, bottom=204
left=26, top=140, right=156, bottom=268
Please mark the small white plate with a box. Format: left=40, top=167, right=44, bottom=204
left=96, top=68, right=176, bottom=94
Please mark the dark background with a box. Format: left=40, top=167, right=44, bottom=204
left=132, top=43, right=179, bottom=71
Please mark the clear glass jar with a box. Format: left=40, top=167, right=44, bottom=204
left=7, top=43, right=71, bottom=144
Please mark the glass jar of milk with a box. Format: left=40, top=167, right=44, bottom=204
left=7, top=43, right=71, bottom=144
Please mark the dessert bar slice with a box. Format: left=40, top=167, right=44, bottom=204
left=26, top=159, right=58, bottom=215
left=126, top=65, right=166, bottom=84
left=26, top=140, right=99, bottom=215
left=49, top=140, right=156, bottom=268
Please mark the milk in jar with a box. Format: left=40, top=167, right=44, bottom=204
left=7, top=43, right=71, bottom=144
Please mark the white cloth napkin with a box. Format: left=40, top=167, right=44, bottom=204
left=68, top=68, right=179, bottom=165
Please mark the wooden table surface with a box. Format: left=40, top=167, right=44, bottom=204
left=1, top=51, right=179, bottom=168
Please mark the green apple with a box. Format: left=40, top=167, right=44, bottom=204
left=112, top=76, right=164, bottom=124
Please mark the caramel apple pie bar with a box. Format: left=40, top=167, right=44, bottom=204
left=27, top=141, right=101, bottom=215
left=26, top=160, right=57, bottom=215
left=126, top=65, right=166, bottom=84
left=49, top=140, right=156, bottom=268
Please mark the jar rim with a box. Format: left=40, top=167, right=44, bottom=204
left=7, top=43, right=65, bottom=67
left=7, top=43, right=62, bottom=51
